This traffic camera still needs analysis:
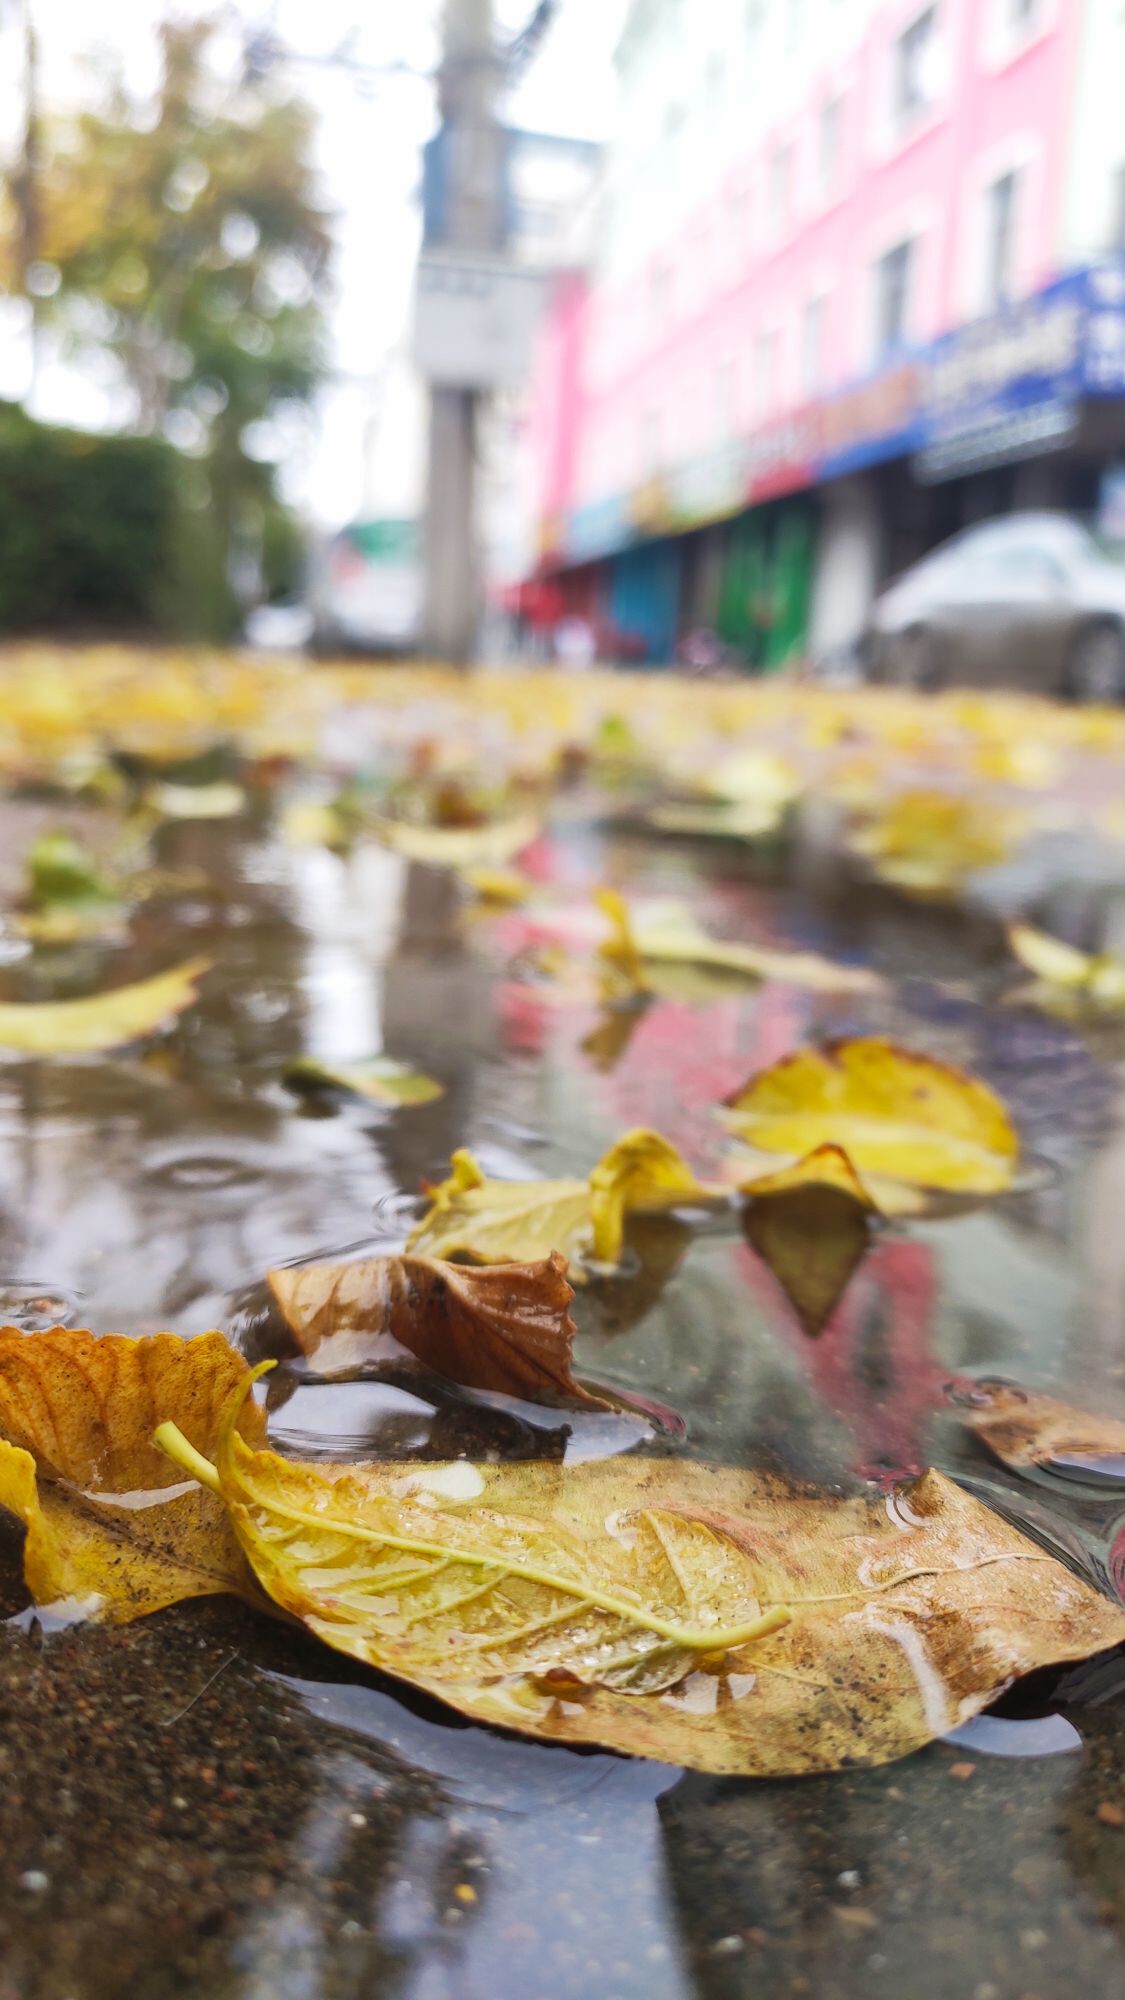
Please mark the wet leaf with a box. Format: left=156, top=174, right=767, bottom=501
left=282, top=798, right=359, bottom=854
left=850, top=789, right=1022, bottom=895
left=722, top=1038, right=1018, bottom=1195
left=458, top=864, right=536, bottom=905
left=407, top=1130, right=717, bottom=1269
left=0, top=957, right=212, bottom=1054
left=741, top=1145, right=877, bottom=1336
left=284, top=1054, right=444, bottom=1107
left=408, top=1149, right=593, bottom=1265
left=646, top=800, right=787, bottom=840
left=1008, top=924, right=1125, bottom=1009
left=0, top=1328, right=266, bottom=1620
left=144, top=780, right=246, bottom=819
left=369, top=813, right=541, bottom=868
left=964, top=1381, right=1125, bottom=1486
left=159, top=1406, right=1125, bottom=1776
left=26, top=830, right=118, bottom=909
left=597, top=889, right=883, bottom=996
left=266, top=1248, right=610, bottom=1408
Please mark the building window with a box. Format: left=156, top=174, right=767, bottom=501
left=770, top=144, right=793, bottom=239
left=893, top=6, right=939, bottom=129
left=874, top=238, right=915, bottom=357
left=819, top=96, right=843, bottom=196
left=983, top=168, right=1020, bottom=310
left=802, top=294, right=826, bottom=395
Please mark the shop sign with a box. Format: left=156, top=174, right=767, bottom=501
left=816, top=362, right=924, bottom=480
left=1083, top=262, right=1125, bottom=395
left=743, top=411, right=817, bottom=502
left=915, top=274, right=1084, bottom=481
left=563, top=494, right=632, bottom=563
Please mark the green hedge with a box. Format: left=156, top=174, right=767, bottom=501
left=0, top=404, right=264, bottom=639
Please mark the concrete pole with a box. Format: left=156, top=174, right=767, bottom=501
left=422, top=0, right=505, bottom=664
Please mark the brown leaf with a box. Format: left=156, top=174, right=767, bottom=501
left=266, top=1250, right=611, bottom=1410
left=0, top=1327, right=266, bottom=1621
left=741, top=1145, right=877, bottom=1337
left=964, top=1381, right=1125, bottom=1485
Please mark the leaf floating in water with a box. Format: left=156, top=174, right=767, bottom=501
left=963, top=1380, right=1125, bottom=1489
left=849, top=789, right=1023, bottom=897
left=407, top=1131, right=718, bottom=1269
left=158, top=1401, right=1125, bottom=1776
left=14, top=830, right=130, bottom=945
left=284, top=1054, right=444, bottom=1108
left=0, top=957, right=211, bottom=1054
left=144, top=780, right=246, bottom=820
left=369, top=813, right=541, bottom=868
left=0, top=1328, right=266, bottom=1620
left=722, top=1038, right=1019, bottom=1197
left=597, top=888, right=884, bottom=997
left=740, top=1145, right=877, bottom=1337
left=1007, top=923, right=1125, bottom=1011
left=267, top=1248, right=611, bottom=1410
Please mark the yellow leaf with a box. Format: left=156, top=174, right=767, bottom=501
left=850, top=789, right=1021, bottom=895
left=1008, top=924, right=1125, bottom=1008
left=369, top=813, right=541, bottom=868
left=721, top=1038, right=1018, bottom=1194
left=458, top=864, right=536, bottom=905
left=407, top=1132, right=717, bottom=1269
left=144, top=781, right=246, bottom=819
left=0, top=1328, right=265, bottom=1621
left=159, top=1401, right=1125, bottom=1776
left=703, top=750, right=800, bottom=809
left=597, top=890, right=883, bottom=997
left=646, top=801, right=786, bottom=840
left=284, top=1055, right=444, bottom=1107
left=740, top=1145, right=877, bottom=1336
left=0, top=957, right=211, bottom=1055
left=407, top=1148, right=594, bottom=1265
left=267, top=1247, right=609, bottom=1408
left=587, top=1127, right=709, bottom=1265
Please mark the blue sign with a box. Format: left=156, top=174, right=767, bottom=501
left=915, top=271, right=1086, bottom=482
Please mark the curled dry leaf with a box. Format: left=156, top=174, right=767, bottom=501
left=369, top=813, right=541, bottom=868
left=964, top=1380, right=1125, bottom=1486
left=722, top=1038, right=1019, bottom=1195
left=284, top=1054, right=444, bottom=1107
left=597, top=889, right=883, bottom=997
left=0, top=1328, right=266, bottom=1620
left=1008, top=923, right=1125, bottom=1010
left=741, top=1145, right=877, bottom=1337
left=266, top=1248, right=610, bottom=1409
left=158, top=1401, right=1125, bottom=1777
left=0, top=957, right=212, bottom=1055
left=406, top=1130, right=717, bottom=1269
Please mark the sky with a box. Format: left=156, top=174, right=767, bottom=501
left=0, top=0, right=628, bottom=524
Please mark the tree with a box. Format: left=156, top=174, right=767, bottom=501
left=1, top=15, right=331, bottom=618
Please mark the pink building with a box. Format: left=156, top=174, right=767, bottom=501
left=522, top=0, right=1125, bottom=665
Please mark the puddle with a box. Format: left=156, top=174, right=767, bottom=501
left=1, top=800, right=1125, bottom=1997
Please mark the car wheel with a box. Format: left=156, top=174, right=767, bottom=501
left=1067, top=623, right=1125, bottom=703
left=889, top=625, right=944, bottom=691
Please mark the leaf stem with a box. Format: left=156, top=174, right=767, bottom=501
left=154, top=1421, right=221, bottom=1494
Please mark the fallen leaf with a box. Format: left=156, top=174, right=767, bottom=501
left=284, top=1054, right=444, bottom=1107
left=0, top=957, right=212, bottom=1055
left=267, top=1248, right=609, bottom=1408
left=1008, top=924, right=1125, bottom=1009
left=963, top=1381, right=1125, bottom=1486
left=458, top=865, right=536, bottom=905
left=282, top=798, right=358, bottom=854
left=158, top=1403, right=1125, bottom=1776
left=26, top=830, right=118, bottom=910
left=741, top=1145, right=878, bottom=1336
left=407, top=1148, right=593, bottom=1266
left=850, top=790, right=1022, bottom=896
left=0, top=1327, right=265, bottom=1620
left=144, top=781, right=246, bottom=819
left=407, top=1131, right=716, bottom=1269
left=646, top=800, right=788, bottom=840
left=369, top=813, right=541, bottom=868
left=721, top=1039, right=1018, bottom=1195
left=598, top=891, right=883, bottom=997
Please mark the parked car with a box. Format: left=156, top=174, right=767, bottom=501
left=866, top=513, right=1125, bottom=700
left=311, top=518, right=421, bottom=655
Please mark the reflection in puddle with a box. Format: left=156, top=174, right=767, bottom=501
left=944, top=1712, right=1082, bottom=1759
left=251, top=1671, right=692, bottom=2000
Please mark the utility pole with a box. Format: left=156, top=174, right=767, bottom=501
left=421, top=0, right=506, bottom=664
